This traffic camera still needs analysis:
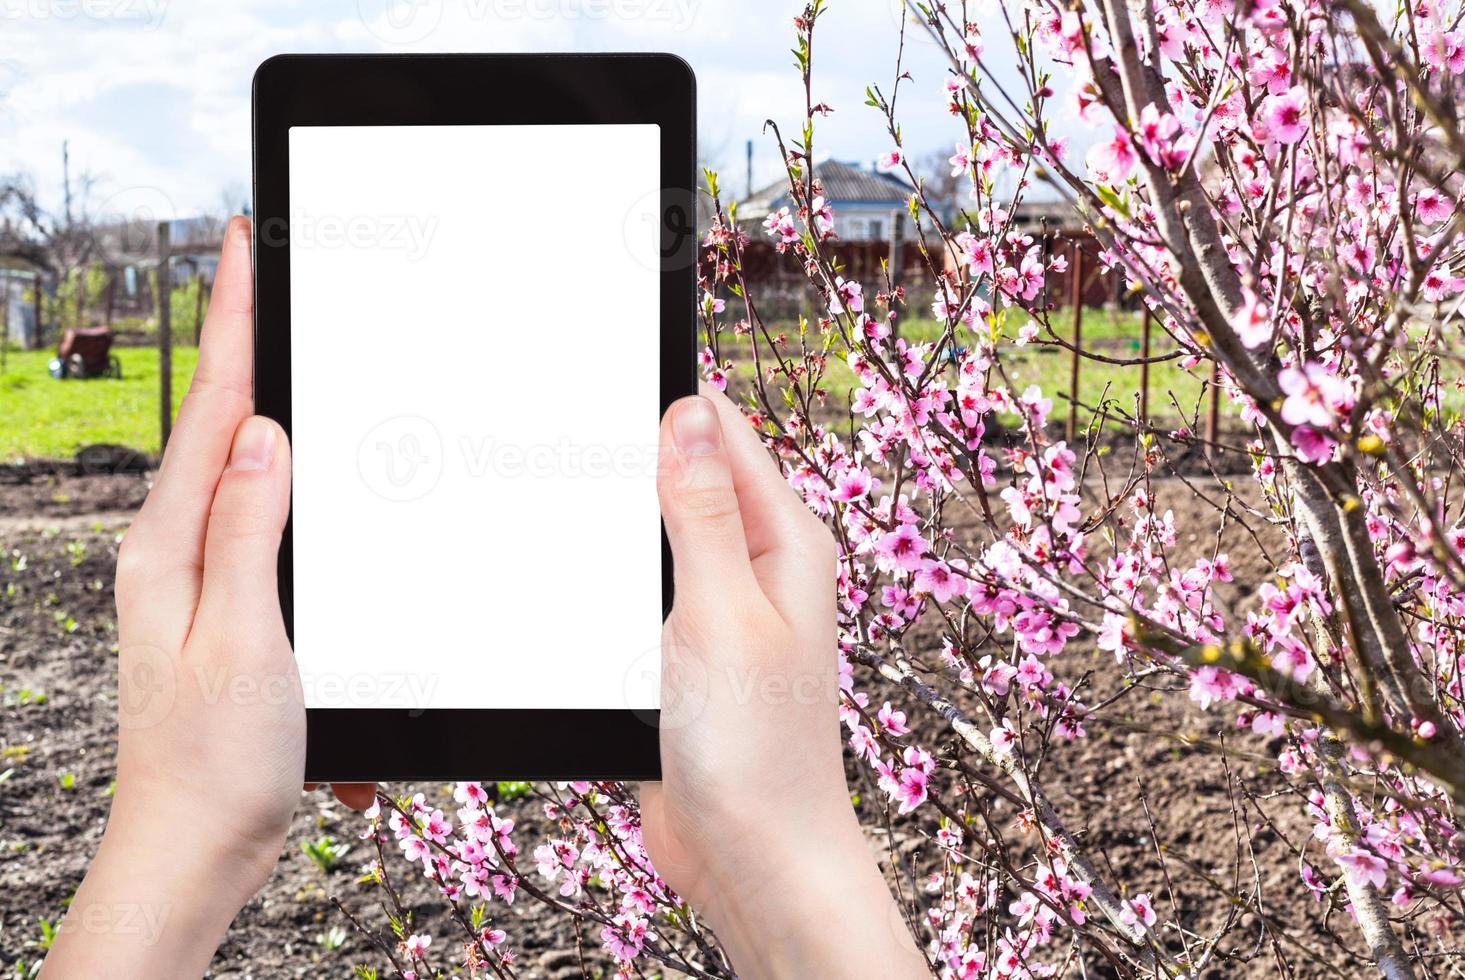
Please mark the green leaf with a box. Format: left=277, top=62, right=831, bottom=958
left=1095, top=184, right=1131, bottom=219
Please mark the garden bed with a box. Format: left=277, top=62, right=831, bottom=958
left=1, top=470, right=1359, bottom=977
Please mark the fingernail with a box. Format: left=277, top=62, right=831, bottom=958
left=227, top=417, right=276, bottom=472
left=671, top=396, right=721, bottom=457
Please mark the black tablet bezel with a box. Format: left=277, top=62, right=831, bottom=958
left=251, top=53, right=695, bottom=782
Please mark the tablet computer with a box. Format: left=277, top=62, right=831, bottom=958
left=251, top=53, right=695, bottom=782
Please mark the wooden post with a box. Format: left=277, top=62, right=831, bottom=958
left=158, top=222, right=173, bottom=452
left=31, top=275, right=42, bottom=350
left=2, top=278, right=9, bottom=376
left=75, top=268, right=86, bottom=328
left=193, top=274, right=207, bottom=344
left=1066, top=240, right=1084, bottom=444
left=1139, top=306, right=1152, bottom=424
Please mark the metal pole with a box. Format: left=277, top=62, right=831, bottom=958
left=1139, top=306, right=1152, bottom=424
left=157, top=221, right=173, bottom=452
left=745, top=138, right=753, bottom=199
left=1066, top=240, right=1084, bottom=444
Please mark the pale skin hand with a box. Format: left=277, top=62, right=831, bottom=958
left=43, top=217, right=372, bottom=979
left=44, top=215, right=924, bottom=979
left=642, top=390, right=927, bottom=978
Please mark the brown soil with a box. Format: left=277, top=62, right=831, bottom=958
left=0, top=468, right=1386, bottom=978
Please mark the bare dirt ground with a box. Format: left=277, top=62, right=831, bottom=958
left=0, top=465, right=1384, bottom=978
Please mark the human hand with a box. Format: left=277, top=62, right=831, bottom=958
left=640, top=389, right=926, bottom=978
left=44, top=217, right=371, bottom=979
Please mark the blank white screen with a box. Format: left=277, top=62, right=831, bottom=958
left=288, top=124, right=662, bottom=710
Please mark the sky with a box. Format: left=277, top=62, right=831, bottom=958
left=0, top=0, right=1075, bottom=223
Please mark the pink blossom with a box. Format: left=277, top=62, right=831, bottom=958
left=1290, top=424, right=1336, bottom=465
left=849, top=724, right=879, bottom=763
left=1189, top=666, right=1242, bottom=709
left=1334, top=848, right=1388, bottom=890
left=601, top=912, right=647, bottom=961
left=957, top=232, right=995, bottom=276
left=762, top=205, right=799, bottom=244
left=1247, top=46, right=1293, bottom=94
left=1422, top=28, right=1465, bottom=74
left=877, top=701, right=911, bottom=736
left=1136, top=103, right=1186, bottom=169
left=914, top=559, right=962, bottom=603
left=949, top=142, right=973, bottom=177
left=829, top=276, right=864, bottom=316
left=990, top=718, right=1019, bottom=756
left=1278, top=362, right=1346, bottom=428
left=1087, top=126, right=1137, bottom=183
left=831, top=466, right=874, bottom=503
left=1262, top=87, right=1308, bottom=145
left=453, top=782, right=488, bottom=806
left=1416, top=188, right=1453, bottom=224
left=958, top=26, right=984, bottom=66
left=875, top=523, right=928, bottom=572
left=1120, top=893, right=1158, bottom=933
left=810, top=195, right=834, bottom=238
left=894, top=765, right=928, bottom=813
left=1421, top=269, right=1465, bottom=302
left=1234, top=289, right=1271, bottom=349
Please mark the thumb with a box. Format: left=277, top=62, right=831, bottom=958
left=198, top=416, right=292, bottom=626
left=658, top=395, right=759, bottom=609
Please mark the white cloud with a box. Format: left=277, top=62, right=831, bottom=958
left=0, top=0, right=1074, bottom=216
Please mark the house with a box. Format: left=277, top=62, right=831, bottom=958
left=732, top=160, right=925, bottom=315
left=0, top=257, right=39, bottom=347
left=740, top=159, right=913, bottom=243
left=723, top=160, right=1119, bottom=316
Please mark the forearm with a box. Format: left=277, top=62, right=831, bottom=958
left=42, top=807, right=276, bottom=978
left=701, top=814, right=928, bottom=979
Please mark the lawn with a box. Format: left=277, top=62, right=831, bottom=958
left=728, top=310, right=1211, bottom=427
left=0, top=345, right=197, bottom=461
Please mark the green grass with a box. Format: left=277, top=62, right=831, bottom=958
left=0, top=345, right=196, bottom=461
left=730, top=310, right=1208, bottom=425
left=894, top=309, right=1147, bottom=346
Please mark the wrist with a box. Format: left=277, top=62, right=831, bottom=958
left=104, top=785, right=288, bottom=909
left=695, top=806, right=925, bottom=978
left=44, top=805, right=281, bottom=978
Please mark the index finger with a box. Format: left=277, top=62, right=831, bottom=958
left=703, top=386, right=837, bottom=632
left=117, top=216, right=258, bottom=651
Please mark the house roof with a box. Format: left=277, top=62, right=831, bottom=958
left=741, top=159, right=912, bottom=215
